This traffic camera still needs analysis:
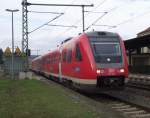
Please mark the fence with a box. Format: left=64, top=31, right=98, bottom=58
left=3, top=56, right=26, bottom=74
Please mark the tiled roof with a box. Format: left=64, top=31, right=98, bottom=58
left=137, top=27, right=150, bottom=37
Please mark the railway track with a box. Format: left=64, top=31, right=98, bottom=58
left=127, top=82, right=150, bottom=91
left=109, top=101, right=150, bottom=118
left=86, top=75, right=150, bottom=118
left=84, top=93, right=150, bottom=118
left=33, top=73, right=150, bottom=118
left=128, top=74, right=150, bottom=87
left=126, top=74, right=150, bottom=91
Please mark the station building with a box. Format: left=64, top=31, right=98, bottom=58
left=125, top=27, right=150, bottom=74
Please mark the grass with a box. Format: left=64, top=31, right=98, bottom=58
left=0, top=79, right=99, bottom=118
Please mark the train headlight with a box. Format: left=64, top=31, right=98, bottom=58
left=96, top=70, right=101, bottom=74
left=120, top=69, right=125, bottom=73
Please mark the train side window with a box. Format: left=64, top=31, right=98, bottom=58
left=54, top=53, right=56, bottom=63
left=51, top=55, right=53, bottom=64
left=54, top=54, right=56, bottom=63
left=67, top=50, right=72, bottom=63
left=75, top=44, right=82, bottom=61
left=42, top=58, right=45, bottom=65
left=49, top=56, right=51, bottom=64
left=63, top=51, right=67, bottom=62
left=47, top=57, right=50, bottom=64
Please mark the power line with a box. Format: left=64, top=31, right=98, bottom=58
left=93, top=24, right=116, bottom=28
left=27, top=2, right=93, bottom=32
left=66, top=0, right=108, bottom=27
left=45, top=0, right=76, bottom=35
left=26, top=2, right=93, bottom=7
left=51, top=0, right=135, bottom=41
left=115, top=9, right=150, bottom=27
left=85, top=11, right=108, bottom=14
left=72, top=0, right=108, bottom=26
left=47, top=24, right=77, bottom=28
left=28, top=1, right=76, bottom=37
left=28, top=13, right=64, bottom=34
left=85, top=1, right=142, bottom=31
left=52, top=0, right=108, bottom=40
left=28, top=10, right=63, bottom=14
left=85, top=12, right=108, bottom=31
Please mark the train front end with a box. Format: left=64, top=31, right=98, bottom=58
left=87, top=31, right=128, bottom=88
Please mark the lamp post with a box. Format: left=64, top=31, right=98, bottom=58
left=6, top=9, right=19, bottom=79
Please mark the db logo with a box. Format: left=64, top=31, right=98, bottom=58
left=75, top=67, right=80, bottom=72
left=109, top=69, right=114, bottom=73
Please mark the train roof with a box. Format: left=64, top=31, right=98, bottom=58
left=61, top=37, right=73, bottom=44
left=32, top=55, right=42, bottom=61
left=86, top=31, right=118, bottom=37
left=60, top=31, right=120, bottom=46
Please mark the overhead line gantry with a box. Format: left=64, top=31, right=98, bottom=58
left=22, top=0, right=93, bottom=52
left=22, top=0, right=93, bottom=70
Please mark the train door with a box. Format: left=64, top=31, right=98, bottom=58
left=59, top=46, right=62, bottom=82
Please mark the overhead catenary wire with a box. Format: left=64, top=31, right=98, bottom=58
left=107, top=9, right=150, bottom=30
left=28, top=13, right=64, bottom=34
left=26, top=2, right=93, bottom=7
left=54, top=0, right=139, bottom=37
left=28, top=0, right=76, bottom=37
left=84, top=6, right=120, bottom=31
left=53, top=0, right=108, bottom=40
left=115, top=9, right=150, bottom=27
left=93, top=24, right=116, bottom=28
left=85, top=12, right=108, bottom=31
left=44, top=0, right=77, bottom=34
left=27, top=0, right=150, bottom=54
left=27, top=1, right=93, bottom=34
left=85, top=11, right=108, bottom=14
left=29, top=0, right=139, bottom=42
left=46, top=24, right=77, bottom=28
left=28, top=10, right=63, bottom=14
left=71, top=0, right=108, bottom=27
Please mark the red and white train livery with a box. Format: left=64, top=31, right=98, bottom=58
left=32, top=31, right=128, bottom=90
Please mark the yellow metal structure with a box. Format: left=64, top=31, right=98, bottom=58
left=4, top=47, right=12, bottom=56
left=15, top=47, right=22, bottom=56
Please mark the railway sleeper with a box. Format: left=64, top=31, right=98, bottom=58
left=111, top=103, right=125, bottom=106
left=131, top=113, right=150, bottom=118
left=112, top=105, right=131, bottom=109
left=117, top=107, right=138, bottom=112
left=124, top=110, right=146, bottom=115
left=129, top=78, right=150, bottom=83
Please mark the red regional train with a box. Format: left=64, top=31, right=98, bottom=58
left=32, top=31, right=128, bottom=91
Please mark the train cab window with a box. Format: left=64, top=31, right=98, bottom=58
left=67, top=50, right=72, bottom=63
left=75, top=44, right=82, bottom=61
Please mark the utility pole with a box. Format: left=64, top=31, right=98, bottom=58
left=6, top=9, right=19, bottom=79
left=22, top=0, right=29, bottom=71
left=82, top=5, right=85, bottom=32
left=22, top=0, right=28, bottom=54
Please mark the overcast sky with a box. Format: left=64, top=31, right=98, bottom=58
left=1, top=0, right=150, bottom=55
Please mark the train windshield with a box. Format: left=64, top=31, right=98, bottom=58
left=91, top=42, right=122, bottom=64
left=92, top=42, right=121, bottom=56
